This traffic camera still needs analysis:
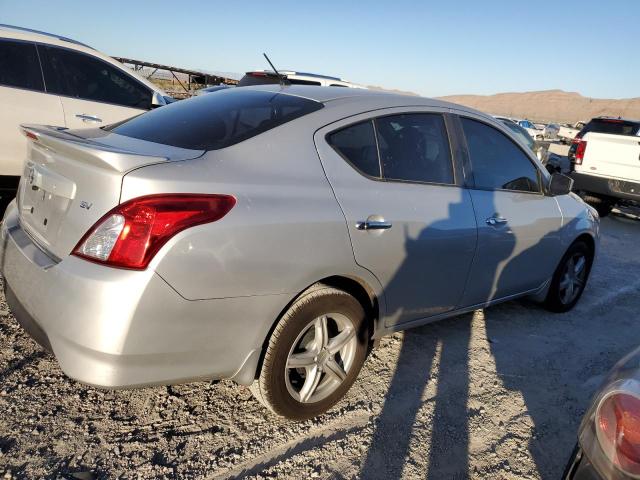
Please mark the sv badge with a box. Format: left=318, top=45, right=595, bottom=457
left=79, top=201, right=93, bottom=210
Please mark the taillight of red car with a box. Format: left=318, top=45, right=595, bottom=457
left=596, top=390, right=640, bottom=477
left=73, top=194, right=236, bottom=270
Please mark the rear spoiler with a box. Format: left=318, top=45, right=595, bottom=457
left=20, top=124, right=169, bottom=173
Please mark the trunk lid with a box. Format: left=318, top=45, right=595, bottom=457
left=17, top=125, right=204, bottom=260
left=582, top=132, right=640, bottom=181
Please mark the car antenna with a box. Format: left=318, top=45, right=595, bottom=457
left=263, top=53, right=289, bottom=87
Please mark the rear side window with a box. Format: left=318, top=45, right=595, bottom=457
left=376, top=114, right=454, bottom=184
left=40, top=46, right=152, bottom=109
left=110, top=89, right=323, bottom=150
left=461, top=118, right=540, bottom=193
left=327, top=121, right=380, bottom=177
left=581, top=119, right=640, bottom=137
left=0, top=40, right=43, bottom=91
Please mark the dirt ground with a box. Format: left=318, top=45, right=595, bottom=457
left=1, top=211, right=639, bottom=479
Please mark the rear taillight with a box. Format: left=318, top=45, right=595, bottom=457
left=73, top=194, right=236, bottom=270
left=596, top=391, right=640, bottom=477
left=574, top=140, right=587, bottom=165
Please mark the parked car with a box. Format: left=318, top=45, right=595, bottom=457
left=0, top=86, right=598, bottom=420
left=569, top=120, right=640, bottom=217
left=494, top=116, right=544, bottom=140
left=568, top=117, right=640, bottom=166
left=544, top=123, right=560, bottom=140
left=0, top=24, right=172, bottom=214
left=559, top=121, right=587, bottom=144
left=564, top=346, right=640, bottom=480
left=497, top=117, right=550, bottom=165
left=516, top=119, right=545, bottom=140
left=237, top=70, right=366, bottom=88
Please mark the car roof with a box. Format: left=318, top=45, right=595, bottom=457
left=0, top=24, right=94, bottom=49
left=243, top=84, right=481, bottom=112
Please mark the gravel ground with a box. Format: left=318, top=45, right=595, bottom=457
left=1, top=212, right=639, bottom=479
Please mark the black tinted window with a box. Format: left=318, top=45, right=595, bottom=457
left=327, top=121, right=380, bottom=177
left=41, top=46, right=151, bottom=109
left=111, top=89, right=323, bottom=150
left=376, top=114, right=453, bottom=184
left=581, top=119, right=640, bottom=136
left=0, top=40, right=43, bottom=91
left=461, top=118, right=540, bottom=192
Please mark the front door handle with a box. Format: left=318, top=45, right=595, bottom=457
left=75, top=114, right=102, bottom=123
left=486, top=216, right=508, bottom=226
left=356, top=218, right=392, bottom=230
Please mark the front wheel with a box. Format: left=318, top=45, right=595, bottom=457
left=250, top=284, right=368, bottom=420
left=544, top=240, right=593, bottom=312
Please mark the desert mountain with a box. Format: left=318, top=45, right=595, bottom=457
left=437, top=90, right=640, bottom=124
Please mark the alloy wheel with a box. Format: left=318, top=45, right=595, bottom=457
left=559, top=253, right=587, bottom=305
left=285, top=313, right=357, bottom=404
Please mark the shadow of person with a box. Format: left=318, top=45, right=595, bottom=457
left=360, top=188, right=508, bottom=479
left=483, top=217, right=588, bottom=479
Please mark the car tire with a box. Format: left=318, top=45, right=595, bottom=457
left=582, top=195, right=613, bottom=218
left=544, top=240, right=593, bottom=313
left=250, top=284, right=369, bottom=420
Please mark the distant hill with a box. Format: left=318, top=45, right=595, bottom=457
left=366, top=85, right=419, bottom=96
left=437, top=90, right=640, bottom=123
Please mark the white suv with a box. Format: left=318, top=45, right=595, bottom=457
left=0, top=25, right=170, bottom=212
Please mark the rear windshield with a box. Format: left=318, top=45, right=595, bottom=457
left=581, top=119, right=640, bottom=137
left=109, top=89, right=323, bottom=150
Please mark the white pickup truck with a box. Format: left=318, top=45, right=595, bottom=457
left=570, top=129, right=640, bottom=217
left=558, top=121, right=586, bottom=144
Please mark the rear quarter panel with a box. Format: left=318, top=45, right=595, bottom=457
left=121, top=126, right=376, bottom=301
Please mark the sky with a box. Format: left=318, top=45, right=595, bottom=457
left=1, top=0, right=638, bottom=99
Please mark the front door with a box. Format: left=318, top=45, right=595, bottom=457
left=457, top=116, right=563, bottom=306
left=316, top=110, right=477, bottom=326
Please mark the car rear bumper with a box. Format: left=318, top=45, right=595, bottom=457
left=571, top=172, right=640, bottom=202
left=0, top=201, right=286, bottom=388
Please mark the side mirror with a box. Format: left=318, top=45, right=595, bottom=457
left=548, top=173, right=573, bottom=196
left=151, top=91, right=167, bottom=108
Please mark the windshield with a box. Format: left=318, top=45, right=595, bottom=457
left=109, top=89, right=323, bottom=150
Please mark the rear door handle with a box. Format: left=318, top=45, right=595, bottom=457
left=75, top=114, right=102, bottom=123
left=356, top=219, right=392, bottom=230
left=486, top=216, right=508, bottom=226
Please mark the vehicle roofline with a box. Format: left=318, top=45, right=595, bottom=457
left=0, top=24, right=94, bottom=49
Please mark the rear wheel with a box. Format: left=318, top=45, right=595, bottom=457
left=544, top=240, right=593, bottom=312
left=251, top=284, right=368, bottom=420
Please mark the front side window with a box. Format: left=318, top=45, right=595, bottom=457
left=376, top=113, right=454, bottom=184
left=327, top=121, right=380, bottom=177
left=461, top=117, right=540, bottom=193
left=40, top=46, right=152, bottom=109
left=0, top=40, right=43, bottom=91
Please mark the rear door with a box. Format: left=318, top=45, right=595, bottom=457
left=38, top=45, right=152, bottom=129
left=0, top=38, right=65, bottom=178
left=456, top=115, right=563, bottom=306
left=316, top=108, right=477, bottom=327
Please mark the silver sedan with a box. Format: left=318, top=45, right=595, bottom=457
left=0, top=85, right=599, bottom=419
